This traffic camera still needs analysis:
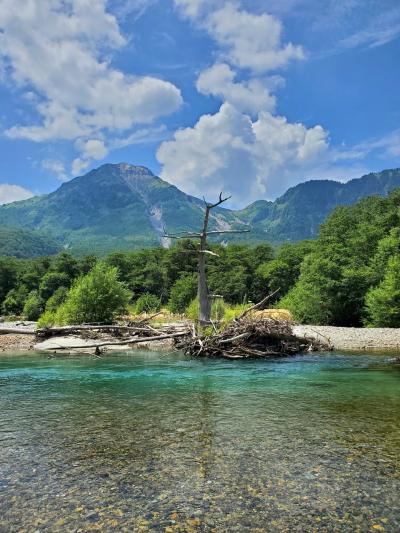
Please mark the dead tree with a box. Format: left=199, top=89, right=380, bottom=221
left=164, top=193, right=250, bottom=326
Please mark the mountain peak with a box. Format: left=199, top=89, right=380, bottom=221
left=98, top=162, right=154, bottom=177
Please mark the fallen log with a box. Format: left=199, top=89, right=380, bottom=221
left=36, top=324, right=165, bottom=337
left=41, top=331, right=189, bottom=351
left=0, top=328, right=35, bottom=335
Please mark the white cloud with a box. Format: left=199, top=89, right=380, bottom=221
left=0, top=184, right=34, bottom=205
left=196, top=63, right=278, bottom=115
left=0, top=0, right=182, bottom=151
left=157, top=103, right=329, bottom=204
left=42, top=159, right=68, bottom=181
left=175, top=1, right=305, bottom=72
left=72, top=138, right=109, bottom=176
left=207, top=3, right=305, bottom=72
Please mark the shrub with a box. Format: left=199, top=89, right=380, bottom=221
left=45, top=286, right=68, bottom=312
left=23, top=291, right=44, bottom=321
left=168, top=273, right=197, bottom=314
left=44, top=262, right=130, bottom=325
left=37, top=310, right=57, bottom=328
left=135, top=293, right=161, bottom=314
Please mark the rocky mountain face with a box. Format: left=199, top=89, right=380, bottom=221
left=0, top=164, right=399, bottom=256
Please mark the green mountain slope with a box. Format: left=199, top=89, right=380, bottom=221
left=0, top=227, right=60, bottom=258
left=0, top=164, right=399, bottom=256
left=0, top=164, right=248, bottom=255
left=237, top=168, right=400, bottom=242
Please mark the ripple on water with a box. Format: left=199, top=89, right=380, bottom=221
left=0, top=351, right=399, bottom=532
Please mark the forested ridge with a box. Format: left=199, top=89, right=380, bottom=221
left=1, top=189, right=399, bottom=327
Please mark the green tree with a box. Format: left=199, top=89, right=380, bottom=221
left=39, top=271, right=70, bottom=300
left=52, top=262, right=130, bottom=324
left=135, top=293, right=161, bottom=314
left=23, top=291, right=44, bottom=321
left=2, top=285, right=29, bottom=316
left=365, top=255, right=400, bottom=327
left=168, top=273, right=197, bottom=314
left=45, top=286, right=68, bottom=312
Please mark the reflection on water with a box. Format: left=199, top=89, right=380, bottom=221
left=0, top=351, right=399, bottom=532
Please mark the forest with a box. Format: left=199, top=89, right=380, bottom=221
left=1, top=189, right=399, bottom=328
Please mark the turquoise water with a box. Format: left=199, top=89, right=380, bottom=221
left=0, top=351, right=399, bottom=532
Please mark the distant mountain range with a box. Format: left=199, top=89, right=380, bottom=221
left=0, top=163, right=399, bottom=257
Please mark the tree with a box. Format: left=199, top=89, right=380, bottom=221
left=365, top=255, right=400, bottom=327
left=23, top=291, right=44, bottom=321
left=52, top=262, right=130, bottom=324
left=165, top=194, right=249, bottom=325
left=168, top=273, right=197, bottom=314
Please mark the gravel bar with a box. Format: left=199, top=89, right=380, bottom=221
left=294, top=325, right=400, bottom=352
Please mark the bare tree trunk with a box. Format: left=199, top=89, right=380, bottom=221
left=164, top=193, right=249, bottom=328
left=198, top=252, right=211, bottom=325
left=198, top=204, right=212, bottom=325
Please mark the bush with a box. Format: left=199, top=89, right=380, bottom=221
left=37, top=310, right=57, bottom=328
left=45, top=286, right=68, bottom=312
left=2, top=285, right=29, bottom=316
left=135, top=293, right=161, bottom=314
left=364, top=255, right=400, bottom=327
left=168, top=274, right=197, bottom=314
left=23, top=291, right=44, bottom=321
left=186, top=298, right=244, bottom=323
left=45, top=262, right=130, bottom=325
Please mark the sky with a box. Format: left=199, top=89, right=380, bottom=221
left=0, top=0, right=399, bottom=208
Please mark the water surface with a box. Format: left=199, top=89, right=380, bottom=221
left=0, top=351, right=399, bottom=532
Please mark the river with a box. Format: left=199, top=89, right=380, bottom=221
left=0, top=351, right=399, bottom=532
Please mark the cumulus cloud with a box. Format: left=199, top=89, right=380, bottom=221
left=157, top=103, right=329, bottom=203
left=42, top=159, right=68, bottom=181
left=0, top=0, right=182, bottom=167
left=0, top=184, right=34, bottom=205
left=72, top=139, right=109, bottom=176
left=160, top=2, right=326, bottom=204
left=175, top=1, right=305, bottom=72
left=196, top=63, right=278, bottom=115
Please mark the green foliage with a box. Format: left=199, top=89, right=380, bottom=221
left=0, top=226, right=60, bottom=258
left=222, top=303, right=250, bottom=322
left=37, top=310, right=57, bottom=329
left=50, top=263, right=130, bottom=324
left=258, top=241, right=315, bottom=299
left=23, top=291, right=44, bottom=321
left=135, top=293, right=161, bottom=314
left=39, top=271, right=70, bottom=300
left=168, top=273, right=197, bottom=314
left=1, top=164, right=399, bottom=256
left=45, top=286, right=68, bottom=312
left=2, top=285, right=29, bottom=316
left=364, top=255, right=400, bottom=327
left=282, top=190, right=400, bottom=325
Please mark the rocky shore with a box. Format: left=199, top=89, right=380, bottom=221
left=294, top=325, right=400, bottom=352
left=1, top=321, right=400, bottom=354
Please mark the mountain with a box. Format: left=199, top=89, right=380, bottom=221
left=238, top=168, right=400, bottom=242
left=0, top=226, right=61, bottom=258
left=0, top=164, right=399, bottom=256
left=0, top=163, right=249, bottom=256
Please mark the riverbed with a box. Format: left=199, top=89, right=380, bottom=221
left=0, top=351, right=399, bottom=532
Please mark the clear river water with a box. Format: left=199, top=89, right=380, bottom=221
left=0, top=351, right=399, bottom=532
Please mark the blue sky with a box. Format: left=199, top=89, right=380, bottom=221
left=0, top=0, right=399, bottom=207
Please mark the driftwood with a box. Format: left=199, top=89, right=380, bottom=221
left=0, top=327, right=35, bottom=335
left=46, top=331, right=188, bottom=351
left=177, top=317, right=331, bottom=359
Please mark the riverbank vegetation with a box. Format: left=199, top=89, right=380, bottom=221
left=0, top=189, right=399, bottom=328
